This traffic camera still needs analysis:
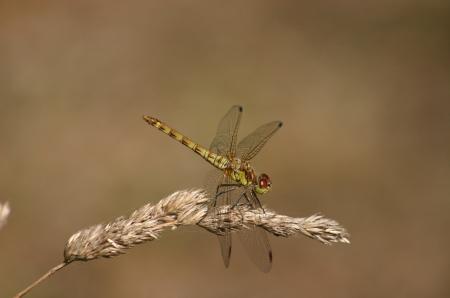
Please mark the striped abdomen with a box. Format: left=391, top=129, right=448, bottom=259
left=143, top=115, right=229, bottom=170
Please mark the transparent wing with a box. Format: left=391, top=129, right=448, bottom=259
left=218, top=217, right=232, bottom=267
left=236, top=121, right=282, bottom=161
left=210, top=105, right=243, bottom=155
left=237, top=190, right=272, bottom=272
left=204, top=168, right=225, bottom=202
left=238, top=227, right=272, bottom=273
left=206, top=171, right=245, bottom=268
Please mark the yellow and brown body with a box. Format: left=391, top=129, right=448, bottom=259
left=144, top=115, right=272, bottom=195
left=143, top=116, right=229, bottom=170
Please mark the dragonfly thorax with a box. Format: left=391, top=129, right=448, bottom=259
left=228, top=157, right=243, bottom=171
left=226, top=159, right=272, bottom=195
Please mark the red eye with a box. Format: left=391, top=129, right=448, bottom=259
left=258, top=173, right=271, bottom=189
left=259, top=178, right=268, bottom=188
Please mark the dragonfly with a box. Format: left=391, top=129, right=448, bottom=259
left=143, top=105, right=282, bottom=272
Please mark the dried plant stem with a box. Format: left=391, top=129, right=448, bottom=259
left=14, top=262, right=69, bottom=298
left=200, top=205, right=350, bottom=244
left=15, top=189, right=349, bottom=297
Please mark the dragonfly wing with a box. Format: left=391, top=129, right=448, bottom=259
left=237, top=190, right=272, bottom=272
left=210, top=105, right=243, bottom=155
left=218, top=229, right=232, bottom=267
left=204, top=168, right=225, bottom=205
left=210, top=174, right=245, bottom=268
left=236, top=121, right=282, bottom=161
left=237, top=226, right=272, bottom=273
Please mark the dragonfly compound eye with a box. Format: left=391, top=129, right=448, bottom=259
left=258, top=173, right=271, bottom=189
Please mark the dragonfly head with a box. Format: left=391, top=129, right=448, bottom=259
left=255, top=173, right=271, bottom=194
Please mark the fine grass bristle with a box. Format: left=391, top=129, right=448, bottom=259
left=0, top=201, right=10, bottom=231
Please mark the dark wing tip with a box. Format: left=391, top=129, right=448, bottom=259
left=265, top=250, right=273, bottom=273
left=231, top=105, right=243, bottom=112
left=261, top=251, right=273, bottom=273
left=223, top=246, right=232, bottom=268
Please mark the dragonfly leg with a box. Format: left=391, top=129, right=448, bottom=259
left=214, top=183, right=240, bottom=207
left=216, top=183, right=240, bottom=193
left=230, top=192, right=248, bottom=209
left=225, top=192, right=246, bottom=221
left=251, top=190, right=266, bottom=213
left=231, top=191, right=265, bottom=212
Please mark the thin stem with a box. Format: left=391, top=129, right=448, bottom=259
left=14, top=262, right=70, bottom=298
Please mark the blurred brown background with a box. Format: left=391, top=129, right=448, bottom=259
left=1, top=1, right=449, bottom=297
